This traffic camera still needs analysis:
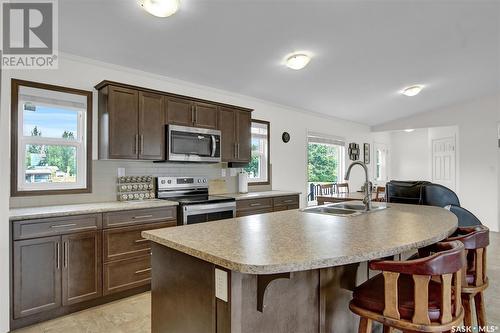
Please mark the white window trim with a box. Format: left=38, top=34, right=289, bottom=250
left=247, top=121, right=269, bottom=184
left=17, top=97, right=88, bottom=192
left=373, top=142, right=389, bottom=182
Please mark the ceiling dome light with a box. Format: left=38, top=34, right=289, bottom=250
left=401, top=85, right=423, bottom=97
left=404, top=129, right=415, bottom=133
left=285, top=53, right=311, bottom=70
left=139, top=0, right=180, bottom=18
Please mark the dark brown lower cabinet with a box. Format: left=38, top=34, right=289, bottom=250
left=236, top=194, right=300, bottom=217
left=13, top=236, right=62, bottom=319
left=103, top=255, right=152, bottom=295
left=62, top=231, right=102, bottom=306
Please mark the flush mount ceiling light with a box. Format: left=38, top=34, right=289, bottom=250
left=285, top=53, right=311, bottom=70
left=401, top=85, right=423, bottom=97
left=139, top=0, right=180, bottom=17
left=404, top=129, right=415, bottom=133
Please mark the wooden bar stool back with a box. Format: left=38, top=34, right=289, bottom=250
left=446, top=226, right=489, bottom=328
left=350, top=241, right=466, bottom=333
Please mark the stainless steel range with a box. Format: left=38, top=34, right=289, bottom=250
left=156, top=176, right=236, bottom=225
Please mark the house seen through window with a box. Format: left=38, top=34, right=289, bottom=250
left=244, top=120, right=270, bottom=184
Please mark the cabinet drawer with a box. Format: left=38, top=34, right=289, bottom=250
left=103, top=255, right=151, bottom=295
left=13, top=214, right=102, bottom=240
left=273, top=195, right=299, bottom=207
left=236, top=198, right=273, bottom=211
left=103, top=207, right=176, bottom=228
left=236, top=207, right=273, bottom=217
left=103, top=222, right=175, bottom=262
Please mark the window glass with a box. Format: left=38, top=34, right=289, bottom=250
left=24, top=144, right=77, bottom=184
left=23, top=105, right=79, bottom=139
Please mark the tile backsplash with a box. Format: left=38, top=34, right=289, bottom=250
left=9, top=160, right=244, bottom=208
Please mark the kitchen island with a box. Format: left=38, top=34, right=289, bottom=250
left=142, top=202, right=457, bottom=333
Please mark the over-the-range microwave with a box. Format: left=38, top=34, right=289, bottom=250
left=166, top=124, right=221, bottom=163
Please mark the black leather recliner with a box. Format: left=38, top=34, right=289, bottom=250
left=385, top=180, right=482, bottom=227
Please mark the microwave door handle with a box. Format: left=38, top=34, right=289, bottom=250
left=211, top=135, right=216, bottom=157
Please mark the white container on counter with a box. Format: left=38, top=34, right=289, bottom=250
left=238, top=171, right=248, bottom=194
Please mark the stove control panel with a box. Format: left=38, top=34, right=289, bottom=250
left=158, top=176, right=208, bottom=190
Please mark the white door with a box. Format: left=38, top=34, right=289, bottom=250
left=431, top=136, right=456, bottom=191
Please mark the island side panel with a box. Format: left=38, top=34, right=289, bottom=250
left=151, top=243, right=216, bottom=333
left=230, top=270, right=320, bottom=333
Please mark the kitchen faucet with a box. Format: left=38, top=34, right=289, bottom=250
left=344, top=161, right=372, bottom=211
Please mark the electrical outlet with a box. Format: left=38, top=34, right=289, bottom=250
left=215, top=268, right=228, bottom=302
left=117, top=167, right=125, bottom=177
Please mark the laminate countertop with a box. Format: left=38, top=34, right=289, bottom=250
left=143, top=202, right=457, bottom=274
left=9, top=199, right=178, bottom=221
left=220, top=190, right=300, bottom=200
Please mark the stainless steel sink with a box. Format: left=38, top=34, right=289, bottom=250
left=301, top=201, right=387, bottom=217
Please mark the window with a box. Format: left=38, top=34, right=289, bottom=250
left=11, top=79, right=92, bottom=196
left=307, top=132, right=345, bottom=205
left=244, top=120, right=270, bottom=185
left=374, top=143, right=389, bottom=182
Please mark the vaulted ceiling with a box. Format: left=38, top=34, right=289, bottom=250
left=60, top=0, right=500, bottom=125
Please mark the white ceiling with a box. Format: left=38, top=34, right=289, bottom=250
left=60, top=0, right=500, bottom=126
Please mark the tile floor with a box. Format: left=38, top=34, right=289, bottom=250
left=12, top=232, right=500, bottom=333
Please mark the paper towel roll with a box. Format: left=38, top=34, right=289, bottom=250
left=238, top=172, right=248, bottom=194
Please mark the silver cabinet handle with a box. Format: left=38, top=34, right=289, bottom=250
left=141, top=135, right=144, bottom=155
left=191, top=105, right=195, bottom=125
left=56, top=242, right=60, bottom=269
left=133, top=215, right=153, bottom=219
left=283, top=200, right=294, bottom=203
left=51, top=223, right=77, bottom=228
left=134, top=268, right=151, bottom=275
left=135, top=134, right=139, bottom=155
left=237, top=143, right=240, bottom=158
left=234, top=143, right=237, bottom=158
left=134, top=238, right=149, bottom=243
left=63, top=241, right=68, bottom=268
left=250, top=203, right=261, bottom=207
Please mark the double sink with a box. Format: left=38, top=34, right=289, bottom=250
left=302, top=201, right=387, bottom=217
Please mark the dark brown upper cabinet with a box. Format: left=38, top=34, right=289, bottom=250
left=219, top=106, right=251, bottom=163
left=97, top=84, right=164, bottom=160
left=166, top=98, right=218, bottom=129
left=95, top=80, right=252, bottom=161
left=139, top=91, right=165, bottom=160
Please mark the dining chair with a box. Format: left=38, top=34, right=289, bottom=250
left=336, top=183, right=349, bottom=194
left=374, top=186, right=385, bottom=202
left=319, top=183, right=334, bottom=195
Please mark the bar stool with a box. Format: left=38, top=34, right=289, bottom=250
left=446, top=226, right=489, bottom=328
left=349, top=241, right=466, bottom=333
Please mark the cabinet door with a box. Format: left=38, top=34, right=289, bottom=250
left=194, top=102, right=218, bottom=129
left=108, top=86, right=139, bottom=159
left=139, top=91, right=165, bottom=160
left=13, top=236, right=61, bottom=319
left=235, top=110, right=252, bottom=163
left=166, top=97, right=193, bottom=127
left=61, top=231, right=102, bottom=306
left=219, top=107, right=236, bottom=162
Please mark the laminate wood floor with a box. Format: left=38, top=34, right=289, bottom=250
left=12, top=232, right=500, bottom=333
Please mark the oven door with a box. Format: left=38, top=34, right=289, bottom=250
left=182, top=202, right=236, bottom=225
left=168, top=125, right=221, bottom=162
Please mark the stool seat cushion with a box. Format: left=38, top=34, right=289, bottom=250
left=352, top=273, right=454, bottom=322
